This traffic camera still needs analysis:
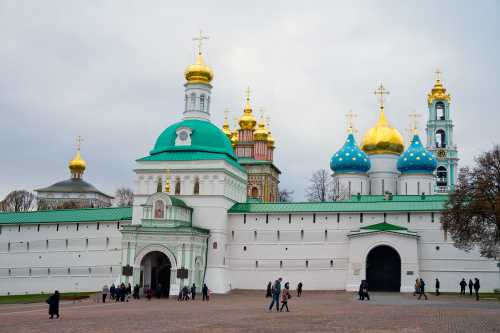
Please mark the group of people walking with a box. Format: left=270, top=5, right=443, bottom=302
left=413, top=278, right=428, bottom=300
left=176, top=283, right=210, bottom=301
left=102, top=283, right=139, bottom=302
left=267, top=279, right=302, bottom=312
left=459, top=278, right=481, bottom=300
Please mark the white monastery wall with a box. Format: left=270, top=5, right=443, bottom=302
left=0, top=220, right=129, bottom=295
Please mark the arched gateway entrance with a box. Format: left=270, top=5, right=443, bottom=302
left=366, top=245, right=401, bottom=292
left=140, top=251, right=171, bottom=297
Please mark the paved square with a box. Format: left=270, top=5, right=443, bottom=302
left=0, top=291, right=499, bottom=332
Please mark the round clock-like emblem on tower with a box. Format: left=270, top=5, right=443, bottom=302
left=437, top=149, right=447, bottom=160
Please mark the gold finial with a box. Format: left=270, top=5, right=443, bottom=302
left=409, top=111, right=421, bottom=135
left=76, top=135, right=83, bottom=151
left=164, top=169, right=171, bottom=193
left=222, top=108, right=232, bottom=138
left=244, top=87, right=251, bottom=108
left=346, top=110, right=357, bottom=133
left=374, top=84, right=390, bottom=109
left=69, top=135, right=86, bottom=178
left=427, top=69, right=450, bottom=105
left=193, top=29, right=209, bottom=55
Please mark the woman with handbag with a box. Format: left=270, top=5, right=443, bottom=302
left=280, top=282, right=290, bottom=312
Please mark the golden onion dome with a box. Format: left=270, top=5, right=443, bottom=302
left=361, top=108, right=404, bottom=155
left=184, top=52, right=213, bottom=84
left=231, top=129, right=239, bottom=147
left=427, top=77, right=451, bottom=105
left=267, top=131, right=275, bottom=148
left=222, top=115, right=232, bottom=140
left=239, top=95, right=257, bottom=130
left=254, top=116, right=269, bottom=141
left=68, top=150, right=86, bottom=174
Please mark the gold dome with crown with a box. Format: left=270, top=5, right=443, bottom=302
left=427, top=70, right=451, bottom=105
left=239, top=89, right=257, bottom=130
left=184, top=52, right=213, bottom=84
left=254, top=116, right=269, bottom=141
left=361, top=107, right=404, bottom=155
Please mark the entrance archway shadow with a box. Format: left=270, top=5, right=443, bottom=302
left=141, top=251, right=171, bottom=297
left=366, top=245, right=401, bottom=292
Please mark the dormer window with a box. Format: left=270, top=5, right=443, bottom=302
left=175, top=127, right=192, bottom=146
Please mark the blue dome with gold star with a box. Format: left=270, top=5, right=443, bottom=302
left=330, top=133, right=371, bottom=174
left=397, top=134, right=437, bottom=174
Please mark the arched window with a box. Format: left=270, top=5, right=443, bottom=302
left=190, top=93, right=196, bottom=108
left=154, top=200, right=165, bottom=219
left=437, top=166, right=447, bottom=186
left=156, top=177, right=162, bottom=193
left=199, top=95, right=205, bottom=111
left=251, top=187, right=259, bottom=198
left=193, top=177, right=200, bottom=195
left=436, top=129, right=446, bottom=148
left=175, top=178, right=181, bottom=195
left=436, top=102, right=445, bottom=120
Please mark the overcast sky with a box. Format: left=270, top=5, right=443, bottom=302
left=1, top=0, right=499, bottom=201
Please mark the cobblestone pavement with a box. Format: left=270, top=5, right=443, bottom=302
left=0, top=291, right=499, bottom=333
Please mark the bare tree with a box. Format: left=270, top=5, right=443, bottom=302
left=442, top=145, right=500, bottom=259
left=305, top=169, right=334, bottom=202
left=1, top=190, right=36, bottom=212
left=114, top=187, right=134, bottom=207
left=278, top=188, right=294, bottom=202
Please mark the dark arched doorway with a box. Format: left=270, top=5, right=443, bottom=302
left=366, top=245, right=401, bottom=292
left=141, top=251, right=171, bottom=297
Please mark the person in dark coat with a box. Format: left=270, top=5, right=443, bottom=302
left=435, top=278, right=440, bottom=296
left=202, top=284, right=209, bottom=301
left=468, top=279, right=474, bottom=296
left=459, top=278, right=467, bottom=295
left=191, top=283, right=196, bottom=301
left=417, top=278, right=428, bottom=300
left=474, top=278, right=480, bottom=301
left=133, top=284, right=140, bottom=299
left=119, top=283, right=126, bottom=302
left=110, top=283, right=116, bottom=300
left=268, top=278, right=282, bottom=312
left=297, top=282, right=303, bottom=297
left=359, top=280, right=369, bottom=300
left=46, top=290, right=60, bottom=319
left=266, top=281, right=272, bottom=298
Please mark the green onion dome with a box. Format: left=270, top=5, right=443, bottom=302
left=330, top=133, right=371, bottom=174
left=397, top=134, right=437, bottom=174
left=149, top=119, right=237, bottom=161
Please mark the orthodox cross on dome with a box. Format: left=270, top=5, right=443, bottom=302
left=346, top=110, right=357, bottom=133
left=76, top=135, right=83, bottom=151
left=374, top=84, right=390, bottom=109
left=409, top=111, right=421, bottom=135
left=224, top=108, right=229, bottom=122
left=266, top=115, right=271, bottom=127
left=245, top=86, right=251, bottom=102
left=192, top=29, right=209, bottom=55
left=435, top=68, right=442, bottom=81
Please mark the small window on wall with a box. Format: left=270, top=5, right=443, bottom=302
left=175, top=178, right=181, bottom=195
left=231, top=230, right=234, bottom=240
left=305, top=260, right=309, bottom=268
left=213, top=241, right=218, bottom=250
left=280, top=260, right=283, bottom=268
left=431, top=212, right=435, bottom=223
left=255, top=261, right=258, bottom=268
left=193, top=177, right=200, bottom=195
left=330, top=260, right=334, bottom=267
left=156, top=177, right=162, bottom=193
left=436, top=102, right=445, bottom=120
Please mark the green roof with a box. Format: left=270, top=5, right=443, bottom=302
left=228, top=195, right=448, bottom=213
left=138, top=151, right=245, bottom=173
left=170, top=196, right=189, bottom=208
left=360, top=222, right=408, bottom=231
left=0, top=207, right=132, bottom=225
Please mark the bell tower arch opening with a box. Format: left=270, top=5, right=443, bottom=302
left=366, top=245, right=401, bottom=292
left=140, top=251, right=171, bottom=297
